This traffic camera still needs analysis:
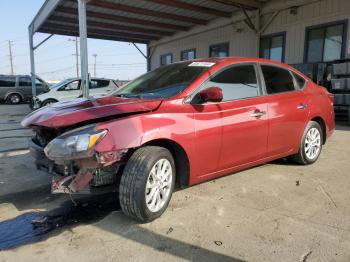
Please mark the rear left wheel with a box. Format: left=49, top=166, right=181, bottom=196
left=119, top=146, right=175, bottom=222
left=7, top=94, right=22, bottom=104
left=292, top=121, right=323, bottom=165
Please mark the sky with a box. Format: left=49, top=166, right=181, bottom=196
left=0, top=0, right=147, bottom=81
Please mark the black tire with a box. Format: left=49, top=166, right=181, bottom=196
left=291, top=121, right=323, bottom=165
left=119, top=146, right=175, bottom=222
left=7, top=93, right=22, bottom=104
left=41, top=99, right=58, bottom=107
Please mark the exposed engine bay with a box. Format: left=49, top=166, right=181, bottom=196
left=30, top=125, right=129, bottom=194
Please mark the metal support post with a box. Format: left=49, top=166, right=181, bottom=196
left=256, top=9, right=261, bottom=57
left=78, top=0, right=89, bottom=98
left=28, top=25, right=36, bottom=98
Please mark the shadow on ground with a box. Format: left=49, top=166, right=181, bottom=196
left=0, top=193, right=119, bottom=250
left=0, top=190, right=244, bottom=262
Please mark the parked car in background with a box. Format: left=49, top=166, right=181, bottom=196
left=22, top=58, right=335, bottom=222
left=32, top=78, right=119, bottom=108
left=0, top=75, right=49, bottom=104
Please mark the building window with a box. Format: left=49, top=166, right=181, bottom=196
left=209, top=43, right=229, bottom=58
left=181, top=49, right=196, bottom=61
left=305, top=21, right=347, bottom=63
left=160, top=53, right=173, bottom=66
left=260, top=33, right=285, bottom=62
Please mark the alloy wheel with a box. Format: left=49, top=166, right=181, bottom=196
left=145, top=158, right=173, bottom=213
left=304, top=127, right=321, bottom=160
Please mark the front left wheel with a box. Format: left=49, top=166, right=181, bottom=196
left=119, top=146, right=175, bottom=222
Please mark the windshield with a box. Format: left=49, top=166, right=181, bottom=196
left=113, top=62, right=211, bottom=99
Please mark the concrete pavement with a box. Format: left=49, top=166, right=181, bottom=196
left=0, top=104, right=350, bottom=262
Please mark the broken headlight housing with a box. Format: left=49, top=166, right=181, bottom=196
left=44, top=125, right=107, bottom=161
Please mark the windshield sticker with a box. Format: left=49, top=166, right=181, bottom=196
left=188, top=62, right=216, bottom=67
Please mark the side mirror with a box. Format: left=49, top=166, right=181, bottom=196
left=196, top=86, right=223, bottom=103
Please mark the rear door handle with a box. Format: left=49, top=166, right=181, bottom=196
left=297, top=104, right=308, bottom=110
left=250, top=111, right=266, bottom=118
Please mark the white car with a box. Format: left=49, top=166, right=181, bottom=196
left=33, top=78, right=119, bottom=108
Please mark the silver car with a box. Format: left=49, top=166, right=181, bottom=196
left=32, top=78, right=120, bottom=109
left=0, top=75, right=49, bottom=104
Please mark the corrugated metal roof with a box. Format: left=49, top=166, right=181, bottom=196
left=33, top=0, right=266, bottom=44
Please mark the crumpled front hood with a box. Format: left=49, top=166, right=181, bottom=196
left=21, top=96, right=162, bottom=128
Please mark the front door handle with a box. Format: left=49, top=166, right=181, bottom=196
left=250, top=111, right=266, bottom=118
left=297, top=104, right=308, bottom=110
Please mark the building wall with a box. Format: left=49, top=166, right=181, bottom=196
left=149, top=0, right=350, bottom=70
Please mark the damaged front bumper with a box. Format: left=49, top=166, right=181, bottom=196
left=28, top=138, right=127, bottom=195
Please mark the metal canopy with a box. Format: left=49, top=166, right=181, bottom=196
left=28, top=0, right=264, bottom=101
left=30, top=0, right=263, bottom=44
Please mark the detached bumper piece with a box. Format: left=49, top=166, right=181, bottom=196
left=51, top=171, right=93, bottom=194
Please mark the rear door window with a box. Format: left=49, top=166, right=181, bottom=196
left=0, top=76, right=16, bottom=87
left=200, top=64, right=259, bottom=102
left=261, top=65, right=296, bottom=94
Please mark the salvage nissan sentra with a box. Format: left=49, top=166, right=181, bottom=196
left=22, top=58, right=335, bottom=222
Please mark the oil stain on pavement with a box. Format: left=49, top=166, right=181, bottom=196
left=0, top=193, right=120, bottom=250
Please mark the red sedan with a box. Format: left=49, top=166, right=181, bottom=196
left=22, top=58, right=335, bottom=222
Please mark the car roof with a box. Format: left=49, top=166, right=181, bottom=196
left=174, top=57, right=307, bottom=78
left=185, top=57, right=292, bottom=68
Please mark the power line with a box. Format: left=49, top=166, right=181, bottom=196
left=39, top=66, right=75, bottom=75
left=97, top=52, right=140, bottom=57
left=13, top=55, right=73, bottom=68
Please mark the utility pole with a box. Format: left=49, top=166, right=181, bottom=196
left=75, top=37, right=79, bottom=78
left=93, top=54, right=97, bottom=77
left=8, top=40, right=14, bottom=75
left=69, top=37, right=79, bottom=77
